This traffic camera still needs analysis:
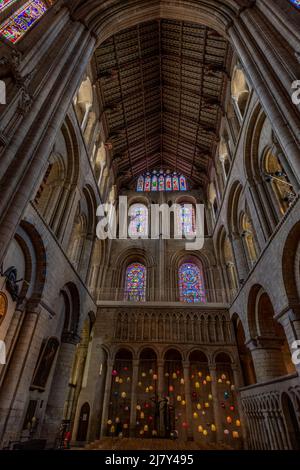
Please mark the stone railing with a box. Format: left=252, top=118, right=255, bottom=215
left=239, top=373, right=300, bottom=450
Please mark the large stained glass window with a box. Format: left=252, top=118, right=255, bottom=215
left=128, top=204, right=148, bottom=238
left=0, top=0, right=49, bottom=44
left=125, top=263, right=146, bottom=302
left=136, top=169, right=188, bottom=192
left=178, top=262, right=206, bottom=303
left=290, top=0, right=300, bottom=9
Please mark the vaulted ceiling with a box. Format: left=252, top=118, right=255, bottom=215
left=94, top=19, right=232, bottom=189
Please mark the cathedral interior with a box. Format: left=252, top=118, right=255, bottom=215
left=0, top=0, right=300, bottom=451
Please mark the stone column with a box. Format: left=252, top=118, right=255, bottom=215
left=230, top=233, right=249, bottom=284
left=209, top=367, right=223, bottom=443
left=157, top=360, right=164, bottom=437
left=182, top=361, right=193, bottom=441
left=129, top=359, right=139, bottom=437
left=100, top=360, right=113, bottom=437
left=247, top=338, right=286, bottom=383
left=42, top=337, right=78, bottom=446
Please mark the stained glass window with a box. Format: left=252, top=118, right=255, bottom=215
left=172, top=173, right=179, bottom=191
left=128, top=204, right=148, bottom=238
left=178, top=262, right=206, bottom=303
left=179, top=175, right=187, bottom=191
left=178, top=205, right=195, bottom=237
left=159, top=174, right=165, bottom=191
left=144, top=174, right=151, bottom=192
left=290, top=0, right=300, bottom=9
left=136, top=170, right=188, bottom=192
left=151, top=174, right=158, bottom=191
left=0, top=0, right=48, bottom=44
left=0, top=0, right=17, bottom=12
left=165, top=174, right=172, bottom=191
left=137, top=176, right=144, bottom=192
left=125, top=263, right=146, bottom=302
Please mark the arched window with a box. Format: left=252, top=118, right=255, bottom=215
left=137, top=176, right=144, bottom=192
left=158, top=173, right=165, bottom=191
left=179, top=175, right=187, bottom=191
left=128, top=204, right=148, bottom=238
left=165, top=174, right=172, bottom=191
left=151, top=174, right=158, bottom=191
left=172, top=173, right=179, bottom=191
left=125, top=263, right=146, bottom=302
left=178, top=262, right=206, bottom=303
left=231, top=66, right=250, bottom=119
left=263, top=150, right=296, bottom=216
left=240, top=212, right=258, bottom=266
left=177, top=204, right=195, bottom=237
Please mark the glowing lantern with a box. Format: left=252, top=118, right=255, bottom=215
left=206, top=375, right=211, bottom=382
left=110, top=425, right=115, bottom=433
left=140, top=412, right=145, bottom=419
left=140, top=430, right=144, bottom=435
left=221, top=374, right=226, bottom=380
left=226, top=380, right=230, bottom=385
left=144, top=425, right=149, bottom=431
left=123, top=423, right=128, bottom=429
left=231, top=385, right=235, bottom=391
left=124, top=406, right=129, bottom=411
left=153, top=374, right=158, bottom=380
left=181, top=400, right=186, bottom=406
left=169, top=385, right=174, bottom=392
left=198, top=425, right=203, bottom=433
left=203, top=430, right=208, bottom=436
left=198, top=372, right=202, bottom=377
left=205, top=402, right=209, bottom=408
left=177, top=395, right=182, bottom=402
left=107, top=420, right=112, bottom=425
left=165, top=372, right=169, bottom=377
left=115, top=376, right=119, bottom=382
left=195, top=382, right=200, bottom=389
left=182, top=422, right=188, bottom=429
left=136, top=405, right=141, bottom=411
left=224, top=429, right=230, bottom=435
left=236, top=420, right=241, bottom=427
left=138, top=381, right=142, bottom=387
left=218, top=379, right=222, bottom=383
left=211, top=424, right=216, bottom=432
left=202, top=411, right=206, bottom=416
left=232, top=431, right=239, bottom=439
left=180, top=378, right=185, bottom=385
left=142, top=372, right=146, bottom=377
left=115, top=417, right=120, bottom=423
left=203, top=380, right=207, bottom=385
left=152, top=430, right=157, bottom=436
left=145, top=387, right=149, bottom=393
left=172, top=372, right=177, bottom=379
left=127, top=377, right=131, bottom=382
left=121, top=392, right=127, bottom=398
left=224, top=391, right=229, bottom=399
left=196, top=403, right=202, bottom=410
left=119, top=378, right=123, bottom=384
left=112, top=370, right=118, bottom=376
left=193, top=412, right=198, bottom=419
left=149, top=369, right=153, bottom=374
left=149, top=385, right=153, bottom=391
left=226, top=416, right=232, bottom=424
left=208, top=394, right=213, bottom=400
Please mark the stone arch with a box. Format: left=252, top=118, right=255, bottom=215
left=282, top=220, right=300, bottom=308
left=226, top=180, right=243, bottom=234
left=231, top=66, right=250, bottom=118
left=61, top=282, right=81, bottom=339
left=231, top=312, right=256, bottom=386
